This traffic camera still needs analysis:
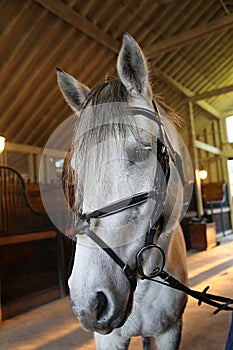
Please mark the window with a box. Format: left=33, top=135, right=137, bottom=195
left=227, top=159, right=233, bottom=198
left=226, top=116, right=233, bottom=142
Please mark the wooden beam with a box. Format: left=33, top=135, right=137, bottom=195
left=0, top=0, right=32, bottom=41
left=35, top=0, right=233, bottom=61
left=5, top=142, right=65, bottom=158
left=0, top=16, right=65, bottom=128
left=0, top=9, right=47, bottom=73
left=219, top=0, right=230, bottom=14
left=188, top=84, right=233, bottom=102
left=6, top=142, right=43, bottom=154
left=150, top=12, right=233, bottom=57
left=0, top=231, right=56, bottom=246
left=157, top=70, right=221, bottom=119
left=187, top=102, right=204, bottom=217
left=35, top=0, right=120, bottom=53
left=194, top=140, right=221, bottom=155
left=26, top=0, right=222, bottom=126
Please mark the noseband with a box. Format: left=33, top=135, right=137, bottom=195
left=75, top=100, right=178, bottom=292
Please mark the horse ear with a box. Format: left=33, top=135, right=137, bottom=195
left=117, top=33, right=150, bottom=98
left=56, top=68, right=90, bottom=112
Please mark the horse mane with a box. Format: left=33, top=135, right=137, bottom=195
left=101, top=69, right=181, bottom=127
left=155, top=95, right=181, bottom=128
left=82, top=78, right=181, bottom=129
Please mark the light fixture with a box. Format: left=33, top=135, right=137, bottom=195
left=0, top=135, right=5, bottom=153
left=199, top=169, right=208, bottom=180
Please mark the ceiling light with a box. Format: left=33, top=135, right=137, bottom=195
left=199, top=169, right=208, bottom=180
left=0, top=135, right=5, bottom=153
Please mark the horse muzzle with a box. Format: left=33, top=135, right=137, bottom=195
left=70, top=287, right=134, bottom=334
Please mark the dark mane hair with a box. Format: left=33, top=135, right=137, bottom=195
left=83, top=79, right=129, bottom=107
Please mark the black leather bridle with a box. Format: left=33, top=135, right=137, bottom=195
left=73, top=101, right=233, bottom=314
left=75, top=101, right=175, bottom=292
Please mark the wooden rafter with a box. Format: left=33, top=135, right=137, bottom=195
left=188, top=84, right=233, bottom=102
left=36, top=0, right=233, bottom=118
left=35, top=0, right=120, bottom=53
left=150, top=12, right=233, bottom=57
left=36, top=0, right=233, bottom=57
left=35, top=0, right=225, bottom=120
left=194, top=140, right=221, bottom=155
left=157, top=70, right=221, bottom=119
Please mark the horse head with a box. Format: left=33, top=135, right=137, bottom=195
left=57, top=33, right=188, bottom=335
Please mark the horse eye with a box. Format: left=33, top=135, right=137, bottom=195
left=127, top=143, right=152, bottom=163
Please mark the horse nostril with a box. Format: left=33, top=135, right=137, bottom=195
left=95, top=291, right=108, bottom=321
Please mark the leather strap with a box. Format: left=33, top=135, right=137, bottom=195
left=77, top=220, right=137, bottom=291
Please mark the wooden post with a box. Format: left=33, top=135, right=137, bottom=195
left=27, top=153, right=35, bottom=183
left=187, top=102, right=204, bottom=217
left=0, top=271, right=2, bottom=321
left=219, top=117, right=233, bottom=230
left=56, top=232, right=66, bottom=298
left=0, top=151, right=6, bottom=165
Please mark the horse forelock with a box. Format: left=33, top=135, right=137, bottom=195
left=71, top=80, right=143, bottom=174
left=72, top=79, right=179, bottom=159
left=76, top=79, right=132, bottom=148
left=65, top=80, right=140, bottom=213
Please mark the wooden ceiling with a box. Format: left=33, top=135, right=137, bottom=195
left=1, top=0, right=233, bottom=148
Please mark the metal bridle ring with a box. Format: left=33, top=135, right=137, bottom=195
left=136, top=244, right=166, bottom=279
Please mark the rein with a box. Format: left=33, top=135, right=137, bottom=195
left=136, top=245, right=233, bottom=314
left=74, top=101, right=233, bottom=314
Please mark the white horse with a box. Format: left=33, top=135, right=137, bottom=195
left=57, top=33, right=189, bottom=350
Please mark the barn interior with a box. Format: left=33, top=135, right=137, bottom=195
left=0, top=0, right=233, bottom=349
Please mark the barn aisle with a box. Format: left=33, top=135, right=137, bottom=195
left=0, top=237, right=233, bottom=350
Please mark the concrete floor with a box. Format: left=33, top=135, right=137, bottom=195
left=1, top=237, right=233, bottom=350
